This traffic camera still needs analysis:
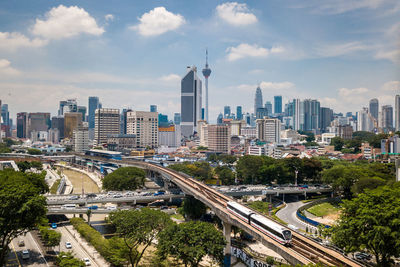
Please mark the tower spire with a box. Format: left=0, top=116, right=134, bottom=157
left=202, top=49, right=212, bottom=122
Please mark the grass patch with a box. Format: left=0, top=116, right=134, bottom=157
left=307, top=202, right=340, bottom=217
left=50, top=179, right=61, bottom=194
left=246, top=201, right=288, bottom=225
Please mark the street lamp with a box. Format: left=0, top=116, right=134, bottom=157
left=294, top=168, right=299, bottom=187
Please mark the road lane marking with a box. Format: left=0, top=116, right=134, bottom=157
left=27, top=232, right=49, bottom=267
left=10, top=242, right=21, bottom=267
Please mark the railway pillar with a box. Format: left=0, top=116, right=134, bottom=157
left=222, top=221, right=231, bottom=267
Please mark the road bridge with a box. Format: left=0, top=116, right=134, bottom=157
left=69, top=155, right=360, bottom=267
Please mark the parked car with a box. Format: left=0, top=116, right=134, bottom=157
left=86, top=193, right=97, bottom=198
left=51, top=223, right=57, bottom=229
left=88, top=205, right=98, bottom=210
left=22, top=250, right=30, bottom=260
left=154, top=191, right=165, bottom=196
left=113, top=193, right=123, bottom=198
left=65, top=242, right=72, bottom=249
left=107, top=206, right=117, bottom=210
left=69, top=195, right=79, bottom=200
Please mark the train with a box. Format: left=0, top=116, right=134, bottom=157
left=227, top=201, right=292, bottom=245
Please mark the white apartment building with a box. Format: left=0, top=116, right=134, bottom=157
left=127, top=111, right=158, bottom=148
left=73, top=126, right=89, bottom=152
left=256, top=117, right=281, bottom=143
left=94, top=108, right=120, bottom=145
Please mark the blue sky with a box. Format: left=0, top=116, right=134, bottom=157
left=0, top=0, right=399, bottom=122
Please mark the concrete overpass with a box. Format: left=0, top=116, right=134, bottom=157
left=67, top=155, right=360, bottom=267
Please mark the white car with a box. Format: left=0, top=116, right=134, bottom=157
left=107, top=206, right=117, bottom=210
left=65, top=241, right=72, bottom=249
left=83, top=258, right=91, bottom=266
left=22, top=250, right=30, bottom=260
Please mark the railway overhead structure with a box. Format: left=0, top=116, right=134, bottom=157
left=63, top=155, right=361, bottom=267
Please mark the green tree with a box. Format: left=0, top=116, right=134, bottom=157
left=157, top=221, right=226, bottom=267
left=219, top=155, right=237, bottom=165
left=236, top=155, right=264, bottom=184
left=181, top=196, right=207, bottom=220
left=41, top=228, right=61, bottom=252
left=56, top=252, right=85, bottom=267
left=352, top=131, right=375, bottom=141
left=330, top=137, right=344, bottom=151
left=214, top=166, right=235, bottom=185
left=352, top=176, right=386, bottom=194
left=17, top=161, right=31, bottom=172
left=108, top=208, right=172, bottom=267
left=27, top=148, right=42, bottom=155
left=0, top=169, right=47, bottom=265
left=86, top=209, right=92, bottom=225
left=332, top=186, right=400, bottom=266
left=322, top=165, right=365, bottom=199
left=102, top=167, right=145, bottom=191
left=302, top=158, right=322, bottom=183
left=30, top=161, right=43, bottom=170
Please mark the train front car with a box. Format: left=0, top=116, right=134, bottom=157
left=250, top=214, right=292, bottom=246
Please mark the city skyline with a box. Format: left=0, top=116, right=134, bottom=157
left=0, top=1, right=399, bottom=122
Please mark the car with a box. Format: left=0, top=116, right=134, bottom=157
left=107, top=206, right=117, bottom=210
left=83, top=258, right=91, bottom=266
left=124, top=191, right=134, bottom=196
left=18, top=239, right=25, bottom=247
left=154, top=191, right=165, bottom=196
left=65, top=242, right=72, bottom=249
left=51, top=223, right=57, bottom=229
left=22, top=250, right=30, bottom=260
left=266, top=186, right=274, bottom=190
left=355, top=252, right=372, bottom=261
left=86, top=193, right=97, bottom=198
left=88, top=205, right=98, bottom=210
left=113, top=193, right=123, bottom=198
left=69, top=195, right=79, bottom=200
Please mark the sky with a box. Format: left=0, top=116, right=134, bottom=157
left=0, top=0, right=399, bottom=123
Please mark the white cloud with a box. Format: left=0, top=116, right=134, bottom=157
left=297, top=0, right=389, bottom=14
left=226, top=43, right=284, bottom=61
left=159, top=74, right=181, bottom=83
left=0, top=59, right=20, bottom=76
left=105, top=14, right=114, bottom=21
left=131, top=7, right=185, bottom=37
left=216, top=2, right=257, bottom=26
left=0, top=32, right=47, bottom=51
left=338, top=87, right=369, bottom=97
left=375, top=49, right=400, bottom=64
left=260, top=81, right=295, bottom=90
left=381, top=81, right=400, bottom=91
left=315, top=42, right=371, bottom=57
left=31, top=5, right=104, bottom=40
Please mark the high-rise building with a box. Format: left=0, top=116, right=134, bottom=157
left=121, top=109, right=132, bottom=134
left=369, top=98, right=379, bottom=122
left=174, top=113, right=181, bottom=125
left=94, top=108, right=120, bottom=146
left=150, top=105, right=157, bottom=113
left=320, top=107, right=333, bottom=133
left=224, top=106, right=231, bottom=118
left=64, top=112, right=82, bottom=139
left=181, top=66, right=202, bottom=137
left=236, top=106, right=243, bottom=120
left=382, top=105, right=393, bottom=130
left=73, top=126, right=89, bottom=152
left=58, top=101, right=67, bottom=116
left=396, top=95, right=400, bottom=131
left=274, top=96, right=282, bottom=114
left=17, top=112, right=27, bottom=138
left=357, top=108, right=374, bottom=132
left=303, top=99, right=320, bottom=132
left=159, top=125, right=180, bottom=147
left=217, top=113, right=223, bottom=124
left=158, top=113, right=169, bottom=127
left=77, top=106, right=87, bottom=122
left=207, top=124, right=231, bottom=154
left=51, top=116, right=65, bottom=140
left=1, top=104, right=10, bottom=126
left=292, top=99, right=301, bottom=131
left=59, top=99, right=77, bottom=115
left=256, top=117, right=281, bottom=143
left=88, top=96, right=100, bottom=129
left=265, top=101, right=272, bottom=117
left=254, top=86, right=263, bottom=114
left=27, top=113, right=50, bottom=138
left=127, top=111, right=158, bottom=148
left=256, top=108, right=269, bottom=119
left=202, top=49, right=211, bottom=122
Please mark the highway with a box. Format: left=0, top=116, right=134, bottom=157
left=7, top=232, right=49, bottom=267
left=276, top=199, right=309, bottom=231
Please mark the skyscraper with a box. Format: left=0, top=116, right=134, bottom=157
left=64, top=112, right=82, bottom=139
left=382, top=105, right=393, bottom=130
left=202, top=49, right=211, bottom=122
left=181, top=66, right=202, bottom=137
left=77, top=106, right=87, bottom=122
left=27, top=113, right=51, bottom=138
left=217, top=113, right=223, bottom=124
left=396, top=95, right=400, bottom=131
left=224, top=106, right=231, bottom=118
left=94, top=108, right=120, bottom=145
left=236, top=106, right=243, bottom=120
left=127, top=111, right=158, bottom=148
left=88, top=96, right=101, bottom=129
left=274, top=96, right=282, bottom=114
left=174, top=113, right=181, bottom=125
left=369, top=98, right=379, bottom=122
left=357, top=108, right=374, bottom=132
left=51, top=116, right=64, bottom=140
left=150, top=105, right=157, bottom=113
left=303, top=99, right=320, bottom=132
left=292, top=99, right=301, bottom=131
left=17, top=112, right=27, bottom=138
left=320, top=107, right=333, bottom=133
left=254, top=86, right=263, bottom=114
left=265, top=101, right=272, bottom=117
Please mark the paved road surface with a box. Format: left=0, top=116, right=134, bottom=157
left=276, top=200, right=309, bottom=231
left=57, top=226, right=99, bottom=267
left=7, top=232, right=49, bottom=267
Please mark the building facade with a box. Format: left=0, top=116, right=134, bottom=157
left=126, top=111, right=158, bottom=148
left=254, top=86, right=263, bottom=115
left=381, top=105, right=393, bottom=131
left=64, top=112, right=82, bottom=139
left=17, top=112, right=27, bottom=138
left=207, top=124, right=231, bottom=154
left=73, top=126, right=89, bottom=152
left=27, top=113, right=50, bottom=138
left=369, top=98, right=379, bottom=122
left=94, top=108, right=120, bottom=146
left=107, top=134, right=137, bottom=151
left=274, top=95, right=282, bottom=114
left=256, top=117, right=281, bottom=143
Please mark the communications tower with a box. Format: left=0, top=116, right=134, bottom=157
left=202, top=49, right=211, bottom=122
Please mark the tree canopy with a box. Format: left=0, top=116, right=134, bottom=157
left=332, top=185, right=400, bottom=266
left=102, top=167, right=145, bottom=191
left=108, top=208, right=172, bottom=267
left=168, top=162, right=213, bottom=181
left=157, top=221, right=226, bottom=267
left=0, top=169, right=48, bottom=265
left=56, top=252, right=85, bottom=267
left=180, top=196, right=207, bottom=220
